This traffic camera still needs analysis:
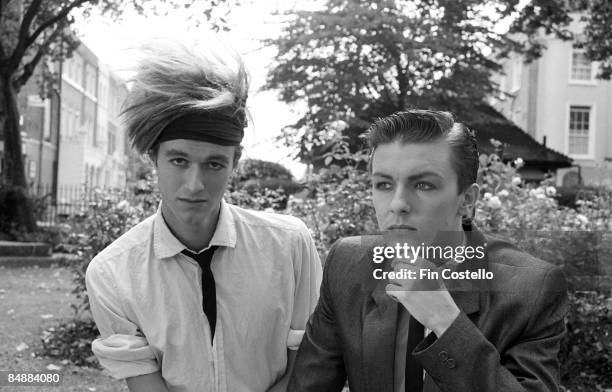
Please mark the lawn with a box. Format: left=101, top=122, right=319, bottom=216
left=0, top=266, right=128, bottom=392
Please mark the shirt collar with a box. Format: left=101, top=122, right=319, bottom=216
left=153, top=199, right=237, bottom=260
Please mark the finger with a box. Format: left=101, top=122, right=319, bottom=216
left=388, top=276, right=416, bottom=290
left=411, top=257, right=439, bottom=270
left=385, top=284, right=403, bottom=302
left=385, top=282, right=402, bottom=291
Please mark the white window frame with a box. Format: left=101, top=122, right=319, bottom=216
left=565, top=103, right=596, bottom=160
left=568, top=48, right=597, bottom=85
left=510, top=57, right=522, bottom=94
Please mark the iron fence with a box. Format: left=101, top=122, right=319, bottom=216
left=29, top=183, right=129, bottom=226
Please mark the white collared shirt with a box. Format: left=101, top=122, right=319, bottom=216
left=86, top=200, right=322, bottom=392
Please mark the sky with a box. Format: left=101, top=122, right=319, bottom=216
left=73, top=0, right=316, bottom=178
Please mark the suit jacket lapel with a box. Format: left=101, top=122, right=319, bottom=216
left=363, top=252, right=398, bottom=392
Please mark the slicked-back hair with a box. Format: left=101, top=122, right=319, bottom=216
left=122, top=39, right=250, bottom=159
left=365, top=110, right=479, bottom=194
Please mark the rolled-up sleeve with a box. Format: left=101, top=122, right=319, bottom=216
left=289, top=225, right=323, bottom=349
left=86, top=258, right=159, bottom=379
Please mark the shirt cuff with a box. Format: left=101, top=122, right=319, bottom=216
left=92, top=334, right=159, bottom=379
left=287, top=329, right=305, bottom=350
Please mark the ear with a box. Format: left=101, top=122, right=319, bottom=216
left=459, top=183, right=480, bottom=219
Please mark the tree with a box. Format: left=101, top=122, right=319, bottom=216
left=579, top=0, right=612, bottom=79
left=0, top=0, right=237, bottom=232
left=264, top=0, right=608, bottom=164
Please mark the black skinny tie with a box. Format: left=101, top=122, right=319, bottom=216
left=182, top=246, right=218, bottom=344
left=406, top=315, right=425, bottom=392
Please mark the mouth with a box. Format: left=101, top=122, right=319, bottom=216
left=178, top=198, right=208, bottom=204
left=385, top=224, right=417, bottom=231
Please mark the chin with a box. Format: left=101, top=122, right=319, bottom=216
left=183, top=210, right=210, bottom=224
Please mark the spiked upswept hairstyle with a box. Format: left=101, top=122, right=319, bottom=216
left=122, top=39, right=250, bottom=156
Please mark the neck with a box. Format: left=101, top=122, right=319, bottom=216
left=162, top=203, right=220, bottom=252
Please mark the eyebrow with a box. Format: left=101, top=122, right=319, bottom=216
left=371, top=171, right=443, bottom=181
left=162, top=149, right=231, bottom=163
left=163, top=149, right=189, bottom=157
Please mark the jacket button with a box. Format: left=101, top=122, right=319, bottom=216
left=438, top=351, right=449, bottom=360
left=446, top=358, right=456, bottom=368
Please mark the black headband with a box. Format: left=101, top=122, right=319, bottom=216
left=154, top=111, right=245, bottom=147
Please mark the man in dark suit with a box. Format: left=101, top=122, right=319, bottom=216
left=288, top=110, right=569, bottom=392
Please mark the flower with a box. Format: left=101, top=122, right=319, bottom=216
left=487, top=196, right=502, bottom=209
left=116, top=200, right=129, bottom=210
left=514, top=158, right=524, bottom=168
left=576, top=214, right=589, bottom=224
left=529, top=188, right=545, bottom=197
left=545, top=186, right=557, bottom=196
left=512, top=176, right=522, bottom=186
left=498, top=190, right=509, bottom=197
left=483, top=192, right=492, bottom=200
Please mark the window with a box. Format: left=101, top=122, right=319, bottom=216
left=91, top=116, right=97, bottom=147
left=570, top=49, right=594, bottom=82
left=85, top=64, right=98, bottom=96
left=510, top=58, right=522, bottom=92
left=108, top=130, right=116, bottom=155
left=568, top=105, right=591, bottom=156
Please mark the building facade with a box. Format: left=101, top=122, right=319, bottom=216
left=17, top=65, right=59, bottom=192
left=11, top=41, right=130, bottom=195
left=493, top=14, right=612, bottom=188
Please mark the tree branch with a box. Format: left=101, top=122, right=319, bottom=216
left=19, top=0, right=44, bottom=45
left=9, top=0, right=44, bottom=68
left=13, top=23, right=63, bottom=89
left=26, top=0, right=91, bottom=48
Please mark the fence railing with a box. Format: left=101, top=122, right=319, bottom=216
left=29, top=183, right=129, bottom=226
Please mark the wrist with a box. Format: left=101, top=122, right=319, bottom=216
left=431, top=308, right=460, bottom=337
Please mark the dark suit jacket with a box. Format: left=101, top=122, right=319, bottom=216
left=288, top=226, right=569, bottom=392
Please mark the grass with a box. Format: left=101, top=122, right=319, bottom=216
left=0, top=266, right=128, bottom=392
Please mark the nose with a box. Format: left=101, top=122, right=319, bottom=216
left=184, top=164, right=206, bottom=193
left=389, top=186, right=411, bottom=215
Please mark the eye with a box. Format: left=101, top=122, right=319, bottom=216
left=170, top=158, right=188, bottom=167
left=207, top=161, right=226, bottom=170
left=415, top=182, right=434, bottom=191
left=374, top=181, right=392, bottom=191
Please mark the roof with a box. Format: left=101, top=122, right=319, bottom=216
left=468, top=106, right=573, bottom=169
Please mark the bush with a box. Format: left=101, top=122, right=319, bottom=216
left=555, top=185, right=612, bottom=208
left=234, top=158, right=294, bottom=182
left=40, top=318, right=100, bottom=368
left=226, top=185, right=290, bottom=211
left=560, top=292, right=612, bottom=391
left=474, top=152, right=612, bottom=291
left=287, top=163, right=377, bottom=259
left=230, top=159, right=301, bottom=210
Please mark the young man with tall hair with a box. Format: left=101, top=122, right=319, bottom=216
left=288, top=110, right=569, bottom=392
left=86, top=40, right=322, bottom=392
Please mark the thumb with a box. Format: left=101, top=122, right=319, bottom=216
left=385, top=283, right=401, bottom=301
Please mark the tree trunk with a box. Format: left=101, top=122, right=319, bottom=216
left=0, top=72, right=37, bottom=232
